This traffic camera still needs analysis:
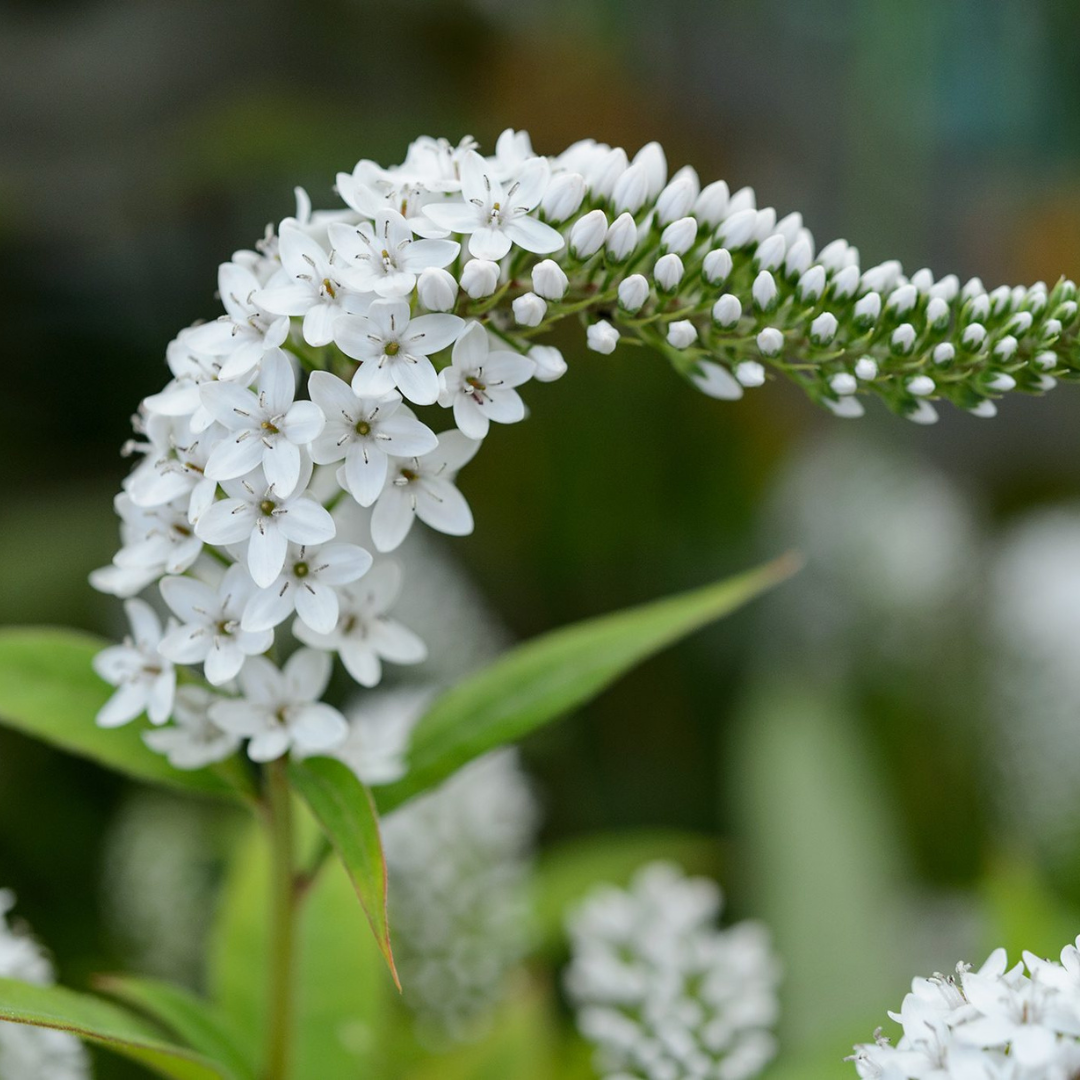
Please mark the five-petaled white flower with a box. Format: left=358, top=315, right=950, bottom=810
left=423, top=150, right=564, bottom=261
left=334, top=298, right=463, bottom=406
left=438, top=322, right=534, bottom=439
left=307, top=373, right=439, bottom=506
left=208, top=649, right=349, bottom=762
left=92, top=599, right=176, bottom=728
left=201, top=349, right=326, bottom=497
left=328, top=209, right=459, bottom=298
left=194, top=462, right=336, bottom=588
left=143, top=685, right=241, bottom=770
left=294, top=562, right=426, bottom=687
left=158, top=564, right=273, bottom=685
left=255, top=223, right=371, bottom=347
left=370, top=430, right=480, bottom=553
left=241, top=541, right=373, bottom=636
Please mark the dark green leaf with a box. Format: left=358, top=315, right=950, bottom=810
left=0, top=627, right=250, bottom=799
left=289, top=756, right=398, bottom=988
left=377, top=553, right=800, bottom=812
left=0, top=977, right=237, bottom=1080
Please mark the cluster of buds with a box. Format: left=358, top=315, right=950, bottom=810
left=89, top=129, right=1080, bottom=768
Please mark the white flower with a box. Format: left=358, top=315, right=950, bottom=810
left=329, top=686, right=432, bottom=786
left=529, top=344, right=568, bottom=383
left=512, top=291, right=547, bottom=327
left=201, top=349, right=325, bottom=498
left=143, top=685, right=241, bottom=769
left=565, top=862, right=780, bottom=1080
left=587, top=320, right=619, bottom=355
left=334, top=298, right=463, bottom=406
left=415, top=266, right=458, bottom=311
left=531, top=259, right=569, bottom=300
left=307, top=373, right=437, bottom=507
left=294, top=561, right=426, bottom=687
left=186, top=260, right=290, bottom=383
left=241, top=541, right=372, bottom=635
left=423, top=151, right=563, bottom=260
left=254, top=223, right=371, bottom=347
left=459, top=258, right=501, bottom=299
left=438, top=322, right=534, bottom=439
left=328, top=209, right=459, bottom=298
left=370, top=430, right=480, bottom=552
left=92, top=598, right=175, bottom=727
left=209, top=649, right=348, bottom=762
left=124, top=413, right=217, bottom=520
left=194, top=462, right=336, bottom=588
left=158, top=564, right=272, bottom=684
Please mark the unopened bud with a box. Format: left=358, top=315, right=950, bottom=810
left=529, top=344, right=567, bottom=382
left=656, top=175, right=698, bottom=225
left=855, top=356, right=878, bottom=380
left=756, top=328, right=783, bottom=358
left=824, top=395, right=865, bottom=419
left=693, top=180, right=730, bottom=226
left=667, top=320, right=698, bottom=349
left=531, top=260, right=569, bottom=300
left=717, top=207, right=758, bottom=249
left=986, top=372, right=1016, bottom=392
left=784, top=236, right=814, bottom=279
left=810, top=311, right=838, bottom=345
left=969, top=400, right=998, bottom=418
left=832, top=264, right=860, bottom=300
left=702, top=248, right=733, bottom=286
left=818, top=239, right=852, bottom=273
left=993, top=335, right=1018, bottom=360
left=854, top=291, right=881, bottom=328
left=887, top=284, right=918, bottom=316
left=962, top=323, right=987, bottom=351
left=654, top=253, right=685, bottom=292
left=907, top=375, right=935, bottom=396
left=910, top=268, right=934, bottom=293
left=586, top=320, right=619, bottom=354
left=930, top=275, right=959, bottom=302
left=586, top=147, right=628, bottom=199
left=829, top=372, right=857, bottom=396
left=752, top=270, right=778, bottom=312
left=726, top=185, right=756, bottom=216
left=416, top=266, right=457, bottom=311
left=632, top=141, right=667, bottom=198
left=661, top=216, right=697, bottom=255
left=540, top=172, right=586, bottom=222
left=691, top=360, right=743, bottom=400
left=512, top=291, right=547, bottom=327
left=891, top=323, right=917, bottom=355
left=612, top=163, right=649, bottom=214
left=926, top=296, right=950, bottom=330
left=798, top=265, right=826, bottom=303
left=736, top=359, right=767, bottom=386
left=605, top=213, right=638, bottom=262
left=460, top=259, right=499, bottom=299
left=933, top=342, right=955, bottom=365
left=754, top=234, right=786, bottom=272
left=617, top=274, right=650, bottom=313
left=569, top=210, right=608, bottom=258
left=906, top=401, right=940, bottom=425
left=712, top=294, right=742, bottom=329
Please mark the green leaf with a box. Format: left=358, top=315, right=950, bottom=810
left=0, top=977, right=237, bottom=1080
left=531, top=829, right=723, bottom=950
left=288, top=756, right=398, bottom=988
left=377, top=553, right=800, bottom=813
left=209, top=816, right=390, bottom=1078
left=94, top=976, right=256, bottom=1080
left=0, top=627, right=249, bottom=799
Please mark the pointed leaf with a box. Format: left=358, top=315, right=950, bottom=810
left=0, top=977, right=237, bottom=1080
left=288, top=756, right=399, bottom=987
left=0, top=627, right=251, bottom=799
left=94, top=976, right=256, bottom=1080
left=377, top=553, right=800, bottom=812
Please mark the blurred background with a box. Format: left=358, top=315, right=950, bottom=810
left=3, top=0, right=1080, bottom=1075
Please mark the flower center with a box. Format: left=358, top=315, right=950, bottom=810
left=294, top=561, right=310, bottom=579
left=259, top=499, right=277, bottom=516
left=400, top=467, right=419, bottom=482
left=322, top=277, right=336, bottom=298
left=385, top=341, right=400, bottom=356
left=466, top=376, right=486, bottom=391
left=355, top=419, right=371, bottom=436
left=261, top=420, right=280, bottom=435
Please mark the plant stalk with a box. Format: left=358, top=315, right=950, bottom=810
left=265, top=758, right=297, bottom=1080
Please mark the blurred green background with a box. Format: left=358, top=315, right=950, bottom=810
left=3, top=0, right=1080, bottom=1075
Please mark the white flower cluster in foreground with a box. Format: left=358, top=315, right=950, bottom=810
left=565, top=862, right=780, bottom=1080
left=851, top=940, right=1080, bottom=1079
left=90, top=129, right=1080, bottom=766
left=0, top=891, right=90, bottom=1080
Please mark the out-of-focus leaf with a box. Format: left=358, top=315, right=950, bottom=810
left=0, top=977, right=236, bottom=1080
left=378, top=554, right=800, bottom=813
left=208, top=814, right=389, bottom=1078
left=289, top=756, right=398, bottom=987
left=94, top=976, right=256, bottom=1080
left=532, top=829, right=722, bottom=949
left=0, top=627, right=248, bottom=799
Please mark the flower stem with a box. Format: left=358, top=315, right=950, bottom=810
left=265, top=759, right=297, bottom=1080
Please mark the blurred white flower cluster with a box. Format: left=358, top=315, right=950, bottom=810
left=565, top=862, right=780, bottom=1080
left=0, top=890, right=90, bottom=1080
left=852, top=940, right=1080, bottom=1079
left=88, top=128, right=1080, bottom=769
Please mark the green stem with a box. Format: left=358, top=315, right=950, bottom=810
left=264, top=759, right=297, bottom=1080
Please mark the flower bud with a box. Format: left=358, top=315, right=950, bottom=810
left=961, top=276, right=985, bottom=302
left=754, top=234, right=786, bottom=272
left=612, top=163, right=649, bottom=214
left=569, top=210, right=608, bottom=259
left=529, top=344, right=567, bottom=382
left=798, top=265, right=826, bottom=303
left=1056, top=300, right=1079, bottom=327
left=540, top=172, right=586, bottom=222
left=774, top=212, right=803, bottom=245
left=512, top=292, right=547, bottom=327
left=1005, top=311, right=1033, bottom=336
left=531, top=259, right=569, bottom=300
left=891, top=323, right=917, bottom=355
left=887, top=283, right=918, bottom=316
left=966, top=294, right=991, bottom=322
left=756, top=328, right=783, bottom=357
left=736, top=360, right=766, bottom=386
left=654, top=253, right=684, bottom=292
left=986, top=372, right=1016, bottom=392
left=717, top=207, right=757, bottom=249
left=930, top=274, right=959, bottom=302
left=933, top=343, right=955, bottom=365
left=691, top=360, right=743, bottom=400
left=910, top=268, right=934, bottom=293
left=1024, top=288, right=1048, bottom=316
left=832, top=264, right=860, bottom=300
left=586, top=320, right=619, bottom=354
left=1043, top=318, right=1063, bottom=341
left=586, top=147, right=628, bottom=198
left=752, top=270, right=778, bottom=312
left=989, top=284, right=1013, bottom=315
left=460, top=259, right=500, bottom=299
left=855, top=356, right=878, bottom=380
left=656, top=174, right=698, bottom=224
left=693, top=180, right=730, bottom=226
left=618, top=274, right=650, bottom=313
left=416, top=266, right=458, bottom=311
left=1035, top=374, right=1056, bottom=391
left=810, top=311, right=838, bottom=345
left=926, top=296, right=950, bottom=330
left=906, top=400, right=939, bottom=425
left=632, top=141, right=667, bottom=198
left=824, top=395, right=865, bottom=419
left=969, top=400, right=998, bottom=418
left=667, top=320, right=698, bottom=348
left=726, top=185, right=756, bottom=216
left=818, top=239, right=852, bottom=273
left=861, top=260, right=903, bottom=294
left=962, top=323, right=987, bottom=351
left=1035, top=350, right=1058, bottom=370
left=854, top=291, right=881, bottom=328
left=993, top=335, right=1018, bottom=360
left=829, top=372, right=857, bottom=396
left=605, top=212, right=638, bottom=261
left=702, top=248, right=733, bottom=286
left=784, top=236, right=814, bottom=279
left=661, top=216, right=697, bottom=255
left=712, top=294, right=742, bottom=328
left=752, top=208, right=777, bottom=242
left=907, top=375, right=935, bottom=396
